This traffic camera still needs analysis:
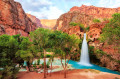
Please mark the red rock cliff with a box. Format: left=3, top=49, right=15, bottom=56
left=54, top=11, right=94, bottom=30
left=54, top=5, right=120, bottom=39
left=0, top=0, right=37, bottom=36
left=27, top=14, right=43, bottom=28
left=54, top=5, right=120, bottom=71
left=70, top=5, right=120, bottom=18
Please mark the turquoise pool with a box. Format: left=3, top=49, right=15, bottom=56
left=68, top=60, right=120, bottom=75
left=24, top=59, right=120, bottom=75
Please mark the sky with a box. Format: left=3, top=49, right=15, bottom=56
left=15, top=0, right=120, bottom=19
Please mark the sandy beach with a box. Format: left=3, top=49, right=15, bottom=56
left=17, top=69, right=120, bottom=79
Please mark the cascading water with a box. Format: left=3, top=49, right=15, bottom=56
left=79, top=33, right=91, bottom=66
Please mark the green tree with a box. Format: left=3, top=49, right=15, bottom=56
left=30, top=28, right=52, bottom=78
left=51, top=31, right=79, bottom=78
left=100, top=13, right=120, bottom=51
left=99, top=13, right=120, bottom=68
left=16, top=37, right=33, bottom=71
left=0, top=35, right=19, bottom=79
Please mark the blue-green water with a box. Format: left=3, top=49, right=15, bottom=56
left=68, top=60, right=120, bottom=75
left=24, top=59, right=120, bottom=75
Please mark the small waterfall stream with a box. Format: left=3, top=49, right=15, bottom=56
left=79, top=33, right=91, bottom=66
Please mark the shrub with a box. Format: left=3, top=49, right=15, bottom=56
left=46, top=54, right=51, bottom=58
left=89, top=46, right=94, bottom=54
left=95, top=49, right=105, bottom=55
left=103, top=18, right=109, bottom=21
left=33, top=64, right=37, bottom=68
left=90, top=35, right=92, bottom=38
left=0, top=66, right=19, bottom=79
left=41, top=62, right=50, bottom=68
left=46, top=62, right=50, bottom=68
left=69, top=22, right=78, bottom=26
left=37, top=59, right=40, bottom=65
left=85, top=26, right=90, bottom=32
left=93, top=19, right=101, bottom=23
left=78, top=23, right=85, bottom=31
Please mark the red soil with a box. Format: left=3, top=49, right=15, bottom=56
left=17, top=69, right=120, bottom=79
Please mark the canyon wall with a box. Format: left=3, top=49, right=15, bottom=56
left=54, top=11, right=94, bottom=30
left=70, top=5, right=120, bottom=19
left=27, top=14, right=42, bottom=28
left=54, top=5, right=120, bottom=41
left=54, top=5, right=120, bottom=71
left=0, top=0, right=37, bottom=36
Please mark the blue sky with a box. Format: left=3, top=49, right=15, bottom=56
left=15, top=0, right=120, bottom=19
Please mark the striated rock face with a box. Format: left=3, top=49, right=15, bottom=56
left=70, top=5, right=120, bottom=19
left=27, top=14, right=43, bottom=28
left=41, top=19, right=57, bottom=29
left=100, top=44, right=120, bottom=71
left=88, top=21, right=109, bottom=41
left=0, top=0, right=37, bottom=36
left=54, top=11, right=94, bottom=30
left=54, top=5, right=120, bottom=32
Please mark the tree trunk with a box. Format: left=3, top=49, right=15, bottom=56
left=27, top=61, right=31, bottom=72
left=50, top=62, right=52, bottom=76
left=64, top=57, right=67, bottom=78
left=64, top=68, right=66, bottom=78
left=44, top=50, right=46, bottom=78
left=47, top=68, right=48, bottom=75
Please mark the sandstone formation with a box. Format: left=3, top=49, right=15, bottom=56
left=54, top=11, right=94, bottom=31
left=41, top=19, right=57, bottom=29
left=0, top=0, right=37, bottom=36
left=54, top=5, right=120, bottom=42
left=54, top=5, right=120, bottom=71
left=27, top=14, right=42, bottom=28
left=70, top=5, right=120, bottom=19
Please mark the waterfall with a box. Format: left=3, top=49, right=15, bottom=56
left=79, top=33, right=91, bottom=66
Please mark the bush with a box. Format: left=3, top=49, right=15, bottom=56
left=37, top=59, right=40, bottom=65
left=39, top=65, right=42, bottom=68
left=40, top=54, right=44, bottom=58
left=41, top=62, right=50, bottom=68
left=0, top=66, right=19, bottom=79
left=33, top=64, right=37, bottom=68
left=93, top=19, right=101, bottom=23
left=46, top=62, right=50, bottom=68
left=69, top=22, right=78, bottom=26
left=46, top=54, right=51, bottom=58
left=85, top=26, right=90, bottom=32
left=95, top=49, right=105, bottom=55
left=78, top=23, right=85, bottom=31
left=89, top=46, right=94, bottom=54
left=103, top=18, right=109, bottom=21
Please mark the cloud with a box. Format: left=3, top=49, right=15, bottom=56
left=16, top=0, right=120, bottom=19
left=27, top=6, right=64, bottom=19
left=83, top=3, right=91, bottom=6
left=98, top=0, right=120, bottom=8
left=15, top=0, right=64, bottom=19
left=15, top=0, right=52, bottom=12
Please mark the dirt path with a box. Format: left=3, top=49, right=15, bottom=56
left=17, top=69, right=120, bottom=79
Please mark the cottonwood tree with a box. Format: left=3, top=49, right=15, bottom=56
left=0, top=35, right=19, bottom=79
left=16, top=37, right=33, bottom=71
left=100, top=13, right=120, bottom=52
left=30, top=28, right=52, bottom=78
left=51, top=31, right=79, bottom=78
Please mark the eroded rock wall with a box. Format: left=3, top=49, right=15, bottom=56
left=0, top=0, right=37, bottom=36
